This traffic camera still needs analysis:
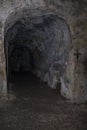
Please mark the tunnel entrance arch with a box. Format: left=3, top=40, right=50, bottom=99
left=4, top=8, right=72, bottom=94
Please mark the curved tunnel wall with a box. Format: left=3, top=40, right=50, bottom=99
left=4, top=9, right=72, bottom=89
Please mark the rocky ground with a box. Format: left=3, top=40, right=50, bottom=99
left=0, top=72, right=87, bottom=130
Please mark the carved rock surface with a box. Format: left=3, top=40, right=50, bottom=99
left=4, top=9, right=71, bottom=90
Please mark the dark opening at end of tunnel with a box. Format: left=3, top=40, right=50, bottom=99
left=8, top=47, right=42, bottom=90
left=7, top=45, right=52, bottom=94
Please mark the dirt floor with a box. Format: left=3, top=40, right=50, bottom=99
left=0, top=72, right=87, bottom=130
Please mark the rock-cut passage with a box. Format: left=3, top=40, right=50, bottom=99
left=4, top=10, right=71, bottom=91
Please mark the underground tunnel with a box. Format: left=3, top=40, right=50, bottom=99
left=1, top=1, right=87, bottom=130
left=4, top=9, right=72, bottom=94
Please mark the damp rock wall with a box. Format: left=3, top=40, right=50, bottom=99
left=44, top=0, right=87, bottom=102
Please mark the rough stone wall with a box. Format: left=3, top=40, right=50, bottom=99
left=45, top=0, right=87, bottom=102
left=0, top=16, right=6, bottom=88
left=0, top=0, right=87, bottom=102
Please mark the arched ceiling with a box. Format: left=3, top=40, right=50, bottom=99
left=4, top=8, right=72, bottom=84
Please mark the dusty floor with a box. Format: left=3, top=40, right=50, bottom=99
left=0, top=72, right=87, bottom=130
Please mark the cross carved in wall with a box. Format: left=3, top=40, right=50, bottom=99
left=74, top=48, right=81, bottom=62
